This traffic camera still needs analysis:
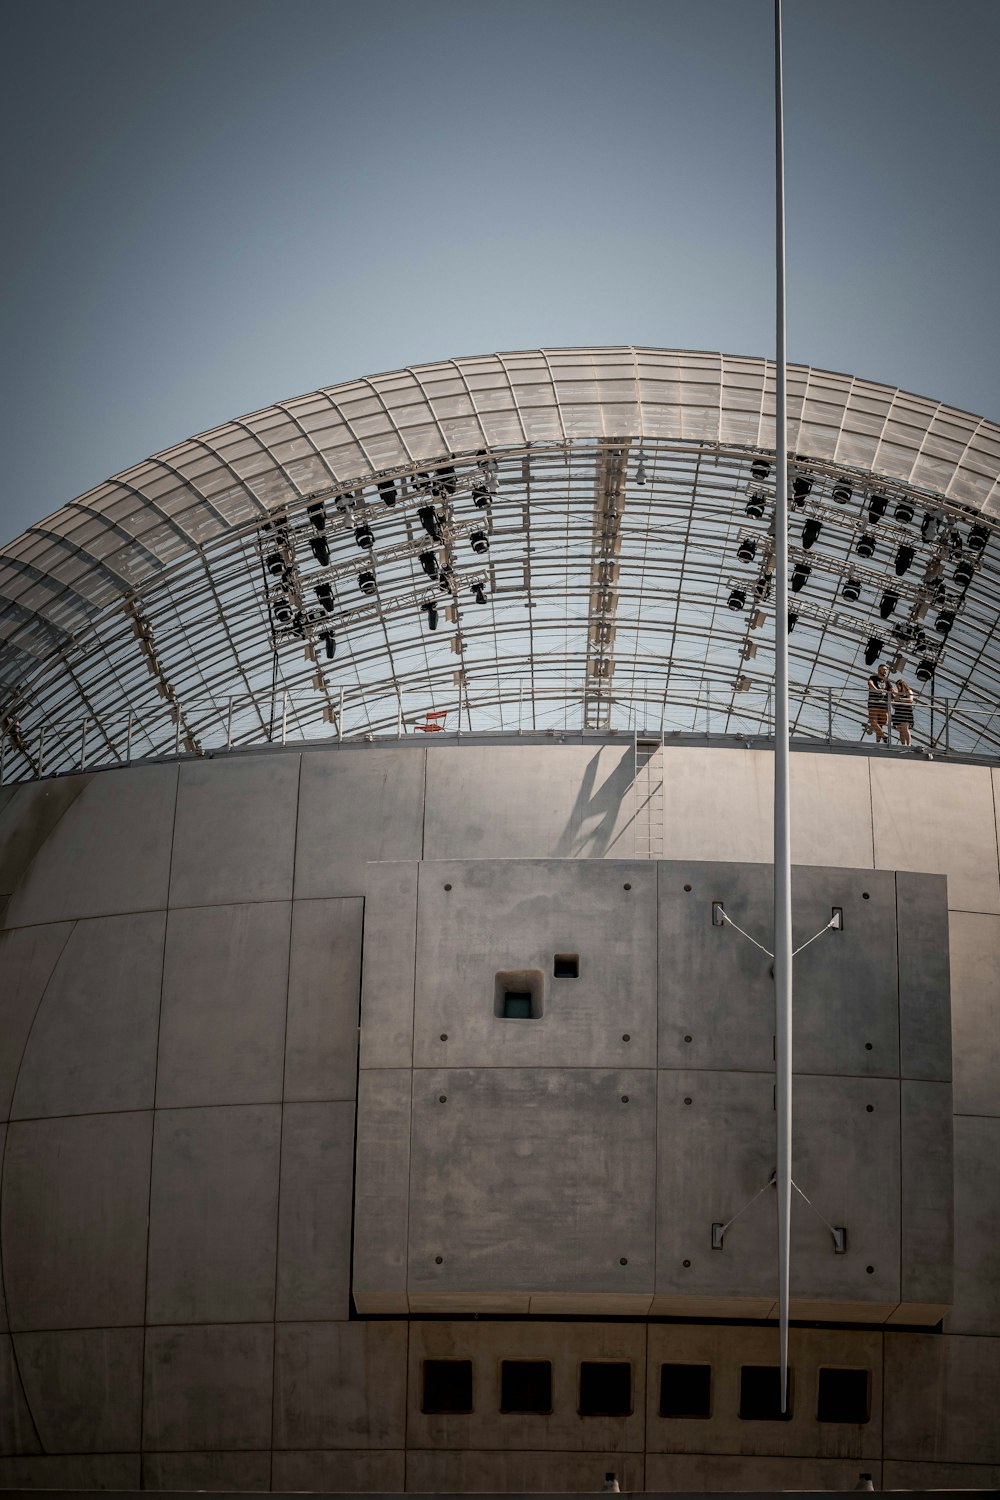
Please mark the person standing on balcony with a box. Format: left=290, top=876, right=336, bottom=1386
left=892, top=677, right=915, bottom=748
left=866, top=663, right=890, bottom=742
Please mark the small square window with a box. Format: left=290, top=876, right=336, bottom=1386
left=660, top=1363, right=712, bottom=1418
left=500, top=1360, right=552, bottom=1414
left=494, top=968, right=544, bottom=1019
left=422, top=1359, right=473, bottom=1414
left=739, top=1365, right=793, bottom=1421
left=554, top=953, right=579, bottom=978
left=817, top=1367, right=870, bottom=1423
left=579, top=1361, right=632, bottom=1417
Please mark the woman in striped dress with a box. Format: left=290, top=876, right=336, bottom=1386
left=866, top=664, right=890, bottom=743
left=892, top=678, right=915, bottom=748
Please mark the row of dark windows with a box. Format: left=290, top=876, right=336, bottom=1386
left=422, top=1360, right=871, bottom=1424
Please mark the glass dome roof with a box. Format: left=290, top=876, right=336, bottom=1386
left=1, top=346, right=998, bottom=778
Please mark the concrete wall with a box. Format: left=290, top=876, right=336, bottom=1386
left=0, top=742, right=997, bottom=1492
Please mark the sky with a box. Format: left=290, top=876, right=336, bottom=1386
left=1, top=0, right=998, bottom=546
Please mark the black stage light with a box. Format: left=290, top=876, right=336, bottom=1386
left=954, top=558, right=974, bottom=587
left=879, top=590, right=898, bottom=619
left=412, top=471, right=432, bottom=493
left=864, top=637, right=884, bottom=666
left=472, top=484, right=491, bottom=508
left=791, top=563, right=811, bottom=592
left=438, top=566, right=454, bottom=593
left=894, top=499, right=915, bottom=524
left=916, top=658, right=935, bottom=682
left=470, top=529, right=489, bottom=554
left=265, top=551, right=284, bottom=575
left=378, top=481, right=398, bottom=507
left=788, top=611, right=799, bottom=631
left=418, top=505, right=442, bottom=540
left=358, top=570, right=376, bottom=595
left=472, top=583, right=487, bottom=604
left=895, top=545, right=915, bottom=576
left=949, top=529, right=963, bottom=555
left=433, top=466, right=457, bottom=496
left=791, top=475, right=813, bottom=503
left=273, top=601, right=292, bottom=624
left=354, top=523, right=375, bottom=550
left=857, top=532, right=876, bottom=557
left=309, top=535, right=331, bottom=566
left=423, top=601, right=439, bottom=631
left=801, top=518, right=822, bottom=550
left=921, top=511, right=941, bottom=540
left=935, top=609, right=955, bottom=634
left=307, top=502, right=326, bottom=531
left=751, top=459, right=771, bottom=481
left=745, top=492, right=766, bottom=519
left=831, top=480, right=852, bottom=504
left=320, top=630, right=336, bottom=661
left=754, top=575, right=772, bottom=601
left=315, top=582, right=335, bottom=612
left=737, top=537, right=757, bottom=563
left=419, top=551, right=439, bottom=578
left=868, top=493, right=888, bottom=522
left=842, top=577, right=862, bottom=601
left=727, top=588, right=746, bottom=611
left=967, top=523, right=989, bottom=553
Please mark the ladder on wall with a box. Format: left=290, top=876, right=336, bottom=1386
left=633, top=737, right=664, bottom=860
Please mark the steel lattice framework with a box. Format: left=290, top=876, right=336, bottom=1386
left=1, top=347, right=998, bottom=778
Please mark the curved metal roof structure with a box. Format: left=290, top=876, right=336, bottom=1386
left=1, top=346, right=998, bottom=778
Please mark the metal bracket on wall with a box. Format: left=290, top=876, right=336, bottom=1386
left=712, top=1172, right=846, bottom=1253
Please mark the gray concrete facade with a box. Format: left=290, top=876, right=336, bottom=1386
left=0, top=742, right=997, bottom=1492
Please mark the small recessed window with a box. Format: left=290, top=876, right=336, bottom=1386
left=422, top=1359, right=473, bottom=1414
left=817, top=1367, right=870, bottom=1424
left=739, top=1365, right=793, bottom=1421
left=494, top=969, right=544, bottom=1019
left=554, top=953, right=579, bottom=978
left=579, top=1361, right=632, bottom=1417
left=660, top=1363, right=712, bottom=1418
left=500, top=1360, right=552, bottom=1414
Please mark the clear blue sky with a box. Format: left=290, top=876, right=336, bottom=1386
left=1, top=0, right=998, bottom=544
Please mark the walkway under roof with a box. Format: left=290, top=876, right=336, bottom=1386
left=1, top=347, right=998, bottom=778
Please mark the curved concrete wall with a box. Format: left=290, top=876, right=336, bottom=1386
left=0, top=742, right=997, bottom=1492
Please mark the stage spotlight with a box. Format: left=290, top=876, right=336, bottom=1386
left=954, top=558, right=974, bottom=587
left=791, top=475, right=812, bottom=504
left=273, top=601, right=292, bottom=625
left=635, top=454, right=647, bottom=485
left=895, top=545, right=915, bottom=576
left=354, top=523, right=375, bottom=550
left=868, top=493, right=888, bottom=522
left=412, top=471, right=432, bottom=493
left=472, top=484, right=491, bottom=508
left=377, top=481, right=397, bottom=507
left=842, top=577, right=862, bottom=602
left=791, top=563, right=811, bottom=592
left=916, top=658, right=935, bottom=682
left=307, top=502, right=326, bottom=531
left=831, top=480, right=852, bottom=504
left=320, top=630, right=336, bottom=661
left=788, top=611, right=799, bottom=632
left=751, top=459, right=771, bottom=481
left=418, top=505, right=442, bottom=540
left=864, top=637, right=883, bottom=666
left=948, top=529, right=963, bottom=555
left=423, top=601, right=439, bottom=631
left=727, top=588, right=746, bottom=611
left=879, top=590, right=898, bottom=619
left=921, top=510, right=942, bottom=540
left=433, top=466, right=457, bottom=496
left=801, top=518, right=822, bottom=550
left=745, top=492, right=766, bottom=519
left=438, top=566, right=454, bottom=593
left=472, top=583, right=487, bottom=604
left=894, top=499, right=915, bottom=524
left=935, top=609, right=955, bottom=634
left=857, top=532, right=876, bottom=558
left=737, top=537, right=757, bottom=563
left=470, top=529, right=489, bottom=554
left=309, top=535, right=331, bottom=566
left=357, top=570, right=376, bottom=595
left=315, top=583, right=335, bottom=612
left=419, top=551, right=439, bottom=578
left=754, top=576, right=772, bottom=601
left=265, top=552, right=284, bottom=576
left=967, top=523, right=989, bottom=553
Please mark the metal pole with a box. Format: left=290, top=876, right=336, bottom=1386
left=337, top=687, right=344, bottom=742
left=281, top=692, right=288, bottom=747
left=773, top=0, right=793, bottom=1414
left=78, top=717, right=88, bottom=771
left=126, top=710, right=134, bottom=765
left=226, top=696, right=234, bottom=751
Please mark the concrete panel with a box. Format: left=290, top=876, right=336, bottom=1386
left=11, top=912, right=164, bottom=1119
left=142, top=1323, right=274, bottom=1451
left=654, top=1073, right=901, bottom=1317
left=405, top=1451, right=647, bottom=1493
left=884, top=1332, right=1000, bottom=1462
left=277, top=1101, right=355, bottom=1321
left=947, top=1115, right=1000, bottom=1336
left=407, top=1068, right=655, bottom=1310
left=284, top=897, right=363, bottom=1098
left=0, top=777, right=90, bottom=897
left=658, top=863, right=899, bottom=1077
left=0, top=1454, right=140, bottom=1488
left=2, top=1111, right=151, bottom=1330
left=407, top=1319, right=647, bottom=1453
left=895, top=1080, right=953, bottom=1321
left=949, top=910, right=1000, bottom=1115
left=0, top=1334, right=40, bottom=1455
left=413, top=861, right=657, bottom=1070
left=272, top=1321, right=407, bottom=1449
left=883, top=1459, right=1000, bottom=1489
left=423, top=745, right=634, bottom=860
left=14, top=1328, right=142, bottom=1453
left=871, top=758, right=1000, bottom=913
left=295, top=746, right=425, bottom=899
left=645, top=1324, right=882, bottom=1458
left=645, top=1454, right=882, bottom=1491
left=359, top=863, right=418, bottom=1070
left=897, top=871, right=952, bottom=1080
left=272, top=1450, right=405, bottom=1492
left=0, top=923, right=74, bottom=1119
left=2, top=765, right=177, bottom=928
left=142, top=1451, right=271, bottom=1491
left=146, top=1105, right=280, bottom=1324
left=156, top=903, right=290, bottom=1108
left=352, top=1070, right=412, bottom=1314
left=169, top=753, right=299, bottom=907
